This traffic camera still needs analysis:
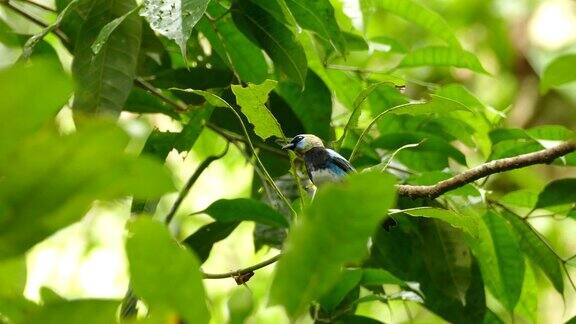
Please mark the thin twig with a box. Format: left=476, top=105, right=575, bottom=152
left=1, top=1, right=68, bottom=44
left=135, top=78, right=188, bottom=113
left=15, top=0, right=56, bottom=12
left=397, top=141, right=576, bottom=199
left=202, top=254, right=281, bottom=279
left=164, top=143, right=230, bottom=225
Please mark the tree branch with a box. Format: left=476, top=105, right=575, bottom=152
left=164, top=143, right=230, bottom=225
left=201, top=254, right=281, bottom=279
left=397, top=141, right=576, bottom=199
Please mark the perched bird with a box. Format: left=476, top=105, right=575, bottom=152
left=281, top=134, right=355, bottom=187
left=282, top=134, right=397, bottom=230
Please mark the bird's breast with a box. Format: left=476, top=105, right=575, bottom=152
left=309, top=168, right=345, bottom=187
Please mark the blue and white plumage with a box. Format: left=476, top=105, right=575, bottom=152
left=282, top=134, right=355, bottom=187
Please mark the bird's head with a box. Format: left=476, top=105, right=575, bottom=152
left=281, top=134, right=324, bottom=155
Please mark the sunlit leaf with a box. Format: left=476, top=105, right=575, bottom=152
left=398, top=46, right=488, bottom=74
left=500, top=210, right=564, bottom=293
left=72, top=0, right=142, bottom=115
left=126, top=218, right=210, bottom=323
left=26, top=300, right=119, bottom=324
left=270, top=172, right=396, bottom=317
left=360, top=268, right=405, bottom=286
left=540, top=54, right=576, bottom=93
left=140, top=0, right=210, bottom=58
left=232, top=80, right=285, bottom=140
left=201, top=198, right=289, bottom=228
left=373, top=0, right=461, bottom=48
left=400, top=207, right=478, bottom=237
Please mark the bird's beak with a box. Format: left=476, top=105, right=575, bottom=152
left=282, top=143, right=295, bottom=150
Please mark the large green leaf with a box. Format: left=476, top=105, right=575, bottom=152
left=140, top=0, right=210, bottom=58
left=232, top=0, right=307, bottom=87
left=318, top=269, right=363, bottom=312
left=276, top=71, right=333, bottom=140
left=472, top=211, right=524, bottom=311
left=200, top=198, right=289, bottom=228
left=374, top=0, right=461, bottom=48
left=535, top=178, right=576, bottom=209
left=196, top=3, right=268, bottom=83
left=91, top=5, right=141, bottom=54
left=72, top=0, right=142, bottom=115
left=182, top=221, right=240, bottom=263
left=500, top=210, right=564, bottom=293
left=126, top=218, right=210, bottom=323
left=231, top=80, right=285, bottom=140
left=540, top=54, right=576, bottom=93
left=25, top=300, right=119, bottom=324
left=0, top=121, right=175, bottom=259
left=0, top=60, right=72, bottom=158
left=398, top=46, right=488, bottom=74
left=0, top=257, right=26, bottom=298
left=270, top=172, right=397, bottom=317
left=284, top=0, right=346, bottom=54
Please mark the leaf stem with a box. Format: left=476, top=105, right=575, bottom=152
left=202, top=254, right=281, bottom=279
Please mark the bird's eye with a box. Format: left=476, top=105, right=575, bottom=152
left=292, top=135, right=304, bottom=143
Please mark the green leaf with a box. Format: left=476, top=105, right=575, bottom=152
left=25, top=300, right=119, bottom=324
left=227, top=288, right=254, bottom=324
left=499, top=189, right=538, bottom=210
left=182, top=221, right=240, bottom=263
left=400, top=207, right=478, bottom=237
left=0, top=59, right=72, bottom=158
left=201, top=198, right=289, bottom=228
left=0, top=257, right=26, bottom=298
left=515, top=261, right=538, bottom=323
left=374, top=0, right=461, bottom=48
left=126, top=218, right=210, bottom=323
left=540, top=54, right=576, bottom=93
left=284, top=0, right=346, bottom=54
left=500, top=210, right=564, bottom=293
left=232, top=0, right=308, bottom=86
left=472, top=211, right=524, bottom=311
left=276, top=71, right=333, bottom=140
left=197, top=3, right=268, bottom=83
left=535, top=178, right=576, bottom=209
left=360, top=268, right=405, bottom=286
left=124, top=88, right=180, bottom=119
left=91, top=5, right=141, bottom=55
left=232, top=80, right=285, bottom=140
left=398, top=46, right=488, bottom=74
left=141, top=0, right=210, bottom=58
left=270, top=172, right=397, bottom=317
left=0, top=121, right=175, bottom=259
left=72, top=0, right=142, bottom=115
left=318, top=269, right=363, bottom=312
left=390, top=95, right=471, bottom=115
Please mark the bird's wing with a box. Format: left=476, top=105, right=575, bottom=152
left=326, top=149, right=355, bottom=173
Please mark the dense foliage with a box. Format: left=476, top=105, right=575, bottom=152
left=1, top=0, right=576, bottom=323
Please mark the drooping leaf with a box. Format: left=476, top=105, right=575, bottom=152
left=270, top=172, right=397, bottom=317
left=401, top=207, right=478, bottom=237
left=284, top=0, right=346, bottom=54
left=126, top=218, right=210, bottom=323
left=124, top=87, right=180, bottom=119
left=535, top=178, right=576, bottom=209
left=231, top=80, right=285, bottom=140
left=232, top=0, right=307, bottom=86
left=499, top=189, right=539, bottom=210
left=197, top=3, right=268, bottom=83
left=72, top=0, right=142, bottom=115
left=201, top=198, right=289, bottom=228
left=91, top=5, right=141, bottom=54
left=0, top=121, right=175, bottom=259
left=318, top=269, right=363, bottom=312
left=500, top=210, right=564, bottom=293
left=276, top=71, right=333, bottom=140
left=540, top=54, right=576, bottom=93
left=472, top=211, right=524, bottom=311
left=360, top=268, right=405, bottom=286
left=373, top=0, right=461, bottom=48
left=182, top=221, right=240, bottom=263
left=398, top=46, right=489, bottom=74
left=140, top=0, right=210, bottom=58
left=0, top=59, right=72, bottom=158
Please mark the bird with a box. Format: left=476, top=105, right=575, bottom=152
left=281, top=134, right=355, bottom=187
left=282, top=134, right=397, bottom=231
